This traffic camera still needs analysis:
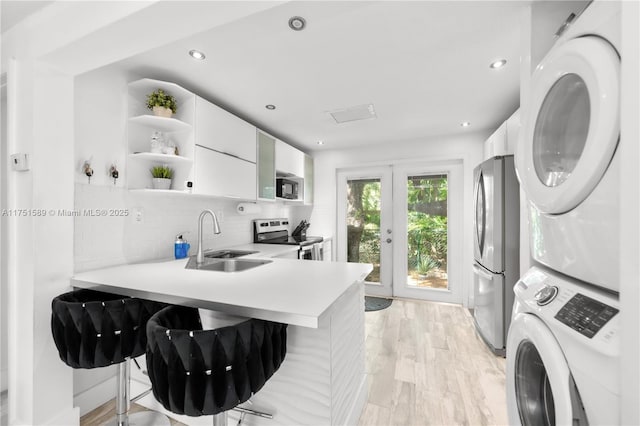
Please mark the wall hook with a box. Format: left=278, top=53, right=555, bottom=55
left=83, top=161, right=94, bottom=184
left=110, top=164, right=119, bottom=185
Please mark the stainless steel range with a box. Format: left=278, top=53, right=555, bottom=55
left=253, top=219, right=324, bottom=260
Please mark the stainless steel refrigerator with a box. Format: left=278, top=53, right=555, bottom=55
left=472, top=155, right=519, bottom=355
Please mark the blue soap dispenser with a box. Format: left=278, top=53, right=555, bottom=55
left=174, top=234, right=191, bottom=259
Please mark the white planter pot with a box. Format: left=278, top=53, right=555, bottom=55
left=152, top=178, right=172, bottom=190
left=152, top=106, right=173, bottom=118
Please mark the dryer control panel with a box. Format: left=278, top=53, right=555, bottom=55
left=555, top=293, right=619, bottom=338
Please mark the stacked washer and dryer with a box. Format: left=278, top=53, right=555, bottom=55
left=508, top=1, right=622, bottom=425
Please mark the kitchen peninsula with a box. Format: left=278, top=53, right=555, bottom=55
left=71, top=254, right=372, bottom=425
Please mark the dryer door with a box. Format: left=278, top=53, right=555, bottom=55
left=516, top=36, right=619, bottom=214
left=506, top=313, right=588, bottom=426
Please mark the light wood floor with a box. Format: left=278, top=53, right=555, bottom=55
left=81, top=299, right=507, bottom=426
left=358, top=298, right=508, bottom=426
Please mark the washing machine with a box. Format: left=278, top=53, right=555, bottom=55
left=515, top=1, right=621, bottom=292
left=506, top=266, right=620, bottom=425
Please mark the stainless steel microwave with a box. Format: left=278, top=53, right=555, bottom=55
left=276, top=178, right=299, bottom=199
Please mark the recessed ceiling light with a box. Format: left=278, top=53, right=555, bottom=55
left=317, top=140, right=324, bottom=145
left=489, top=59, right=507, bottom=69
left=189, top=49, right=206, bottom=60
left=461, top=122, right=471, bottom=127
left=288, top=16, right=306, bottom=31
left=265, top=104, right=276, bottom=110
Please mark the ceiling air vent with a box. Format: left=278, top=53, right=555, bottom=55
left=328, top=104, right=377, bottom=124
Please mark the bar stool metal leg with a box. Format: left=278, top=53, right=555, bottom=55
left=212, top=412, right=227, bottom=426
left=115, top=360, right=130, bottom=426
left=106, top=358, right=171, bottom=426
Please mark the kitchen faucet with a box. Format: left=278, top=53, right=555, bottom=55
left=196, top=209, right=221, bottom=265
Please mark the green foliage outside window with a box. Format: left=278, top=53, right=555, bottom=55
left=346, top=175, right=448, bottom=282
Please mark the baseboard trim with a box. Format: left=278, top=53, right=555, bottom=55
left=73, top=376, right=116, bottom=417
left=45, top=406, right=80, bottom=426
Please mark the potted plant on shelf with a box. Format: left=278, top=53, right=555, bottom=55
left=146, top=89, right=178, bottom=118
left=150, top=165, right=174, bottom=190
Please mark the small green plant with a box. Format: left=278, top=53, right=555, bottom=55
left=150, top=165, right=174, bottom=179
left=146, top=89, right=178, bottom=113
left=416, top=255, right=440, bottom=276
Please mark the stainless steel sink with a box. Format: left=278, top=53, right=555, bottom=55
left=204, top=249, right=259, bottom=259
left=185, top=257, right=271, bottom=272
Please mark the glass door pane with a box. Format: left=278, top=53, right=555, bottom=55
left=346, top=178, right=381, bottom=283
left=533, top=73, right=590, bottom=188
left=406, top=174, right=448, bottom=289
left=257, top=131, right=276, bottom=200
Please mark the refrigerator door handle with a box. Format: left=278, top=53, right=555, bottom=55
left=473, top=263, right=496, bottom=280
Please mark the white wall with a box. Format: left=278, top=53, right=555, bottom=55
left=1, top=77, right=7, bottom=393
left=620, top=1, right=640, bottom=423
left=309, top=132, right=485, bottom=306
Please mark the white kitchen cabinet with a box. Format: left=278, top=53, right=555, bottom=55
left=195, top=97, right=256, bottom=163
left=505, top=109, right=521, bottom=154
left=193, top=145, right=256, bottom=200
left=483, top=109, right=520, bottom=160
left=257, top=130, right=276, bottom=201
left=275, top=139, right=304, bottom=177
left=483, top=121, right=507, bottom=160
left=127, top=78, right=195, bottom=192
left=304, top=154, right=314, bottom=205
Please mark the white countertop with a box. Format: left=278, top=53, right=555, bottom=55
left=71, top=251, right=371, bottom=328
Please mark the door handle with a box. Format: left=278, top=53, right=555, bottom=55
left=386, top=238, right=392, bottom=243
left=386, top=229, right=392, bottom=234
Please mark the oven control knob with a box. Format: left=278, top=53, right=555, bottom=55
left=535, top=285, right=558, bottom=306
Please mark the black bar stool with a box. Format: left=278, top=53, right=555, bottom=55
left=51, top=288, right=170, bottom=426
left=145, top=305, right=287, bottom=425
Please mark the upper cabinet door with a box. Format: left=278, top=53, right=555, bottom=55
left=195, top=97, right=256, bottom=163
left=193, top=146, right=257, bottom=200
left=275, top=139, right=304, bottom=177
left=304, top=154, right=314, bottom=205
left=257, top=130, right=276, bottom=201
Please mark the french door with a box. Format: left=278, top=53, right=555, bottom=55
left=337, top=167, right=393, bottom=297
left=337, top=162, right=462, bottom=304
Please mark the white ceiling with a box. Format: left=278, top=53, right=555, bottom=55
left=108, top=1, right=530, bottom=152
left=1, top=1, right=53, bottom=33
left=15, top=1, right=532, bottom=152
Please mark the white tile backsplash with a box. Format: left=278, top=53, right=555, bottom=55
left=74, top=184, right=290, bottom=272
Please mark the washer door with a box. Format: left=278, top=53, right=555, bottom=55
left=516, top=36, right=619, bottom=214
left=506, top=313, right=588, bottom=426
